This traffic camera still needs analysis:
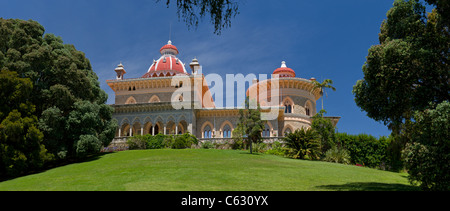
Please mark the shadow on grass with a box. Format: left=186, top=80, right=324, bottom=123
left=0, top=152, right=113, bottom=182
left=316, top=182, right=420, bottom=191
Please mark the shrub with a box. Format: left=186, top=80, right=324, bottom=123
left=231, top=139, right=245, bottom=150
left=170, top=133, right=199, bottom=149
left=127, top=135, right=147, bottom=150
left=201, top=141, right=215, bottom=149
left=172, top=137, right=187, bottom=149
left=335, top=133, right=391, bottom=169
left=251, top=142, right=268, bottom=153
left=76, top=135, right=103, bottom=158
left=311, top=109, right=336, bottom=153
left=265, top=141, right=288, bottom=156
left=145, top=134, right=165, bottom=149
left=162, top=135, right=175, bottom=148
left=324, top=146, right=351, bottom=165
left=283, top=128, right=321, bottom=160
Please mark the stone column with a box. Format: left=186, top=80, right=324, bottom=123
left=187, top=123, right=193, bottom=135
left=141, top=126, right=144, bottom=135
left=118, top=128, right=121, bottom=137
left=152, top=126, right=155, bottom=136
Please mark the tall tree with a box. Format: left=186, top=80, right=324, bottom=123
left=311, top=79, right=336, bottom=110
left=353, top=0, right=449, bottom=188
left=0, top=18, right=117, bottom=160
left=160, top=0, right=240, bottom=35
left=353, top=0, right=450, bottom=131
left=352, top=0, right=449, bottom=133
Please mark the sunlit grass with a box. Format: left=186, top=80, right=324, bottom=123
left=0, top=149, right=418, bottom=191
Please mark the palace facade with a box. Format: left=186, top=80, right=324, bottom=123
left=106, top=40, right=340, bottom=143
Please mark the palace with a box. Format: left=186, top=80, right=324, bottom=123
left=107, top=40, right=340, bottom=143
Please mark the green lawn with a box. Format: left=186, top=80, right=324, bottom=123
left=0, top=149, right=419, bottom=191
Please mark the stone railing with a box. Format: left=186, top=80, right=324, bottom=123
left=102, top=137, right=129, bottom=152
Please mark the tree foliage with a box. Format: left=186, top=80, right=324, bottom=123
left=311, top=109, right=336, bottom=154
left=311, top=79, right=336, bottom=110
left=237, top=98, right=265, bottom=154
left=425, top=0, right=450, bottom=26
left=352, top=0, right=449, bottom=132
left=336, top=133, right=392, bottom=169
left=160, top=0, right=240, bottom=35
left=0, top=70, right=52, bottom=178
left=0, top=18, right=116, bottom=160
left=403, top=101, right=450, bottom=191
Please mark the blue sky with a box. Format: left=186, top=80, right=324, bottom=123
left=1, top=0, right=403, bottom=137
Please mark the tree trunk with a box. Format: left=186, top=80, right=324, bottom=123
left=321, top=95, right=324, bottom=110
left=249, top=139, right=253, bottom=154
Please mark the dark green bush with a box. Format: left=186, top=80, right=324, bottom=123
left=336, top=133, right=393, bottom=169
left=76, top=135, right=102, bottom=158
left=172, top=136, right=188, bottom=149
left=127, top=133, right=199, bottom=150
left=145, top=133, right=166, bottom=149
left=403, top=101, right=450, bottom=191
left=159, top=133, right=199, bottom=149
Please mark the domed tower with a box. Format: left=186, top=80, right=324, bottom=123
left=246, top=60, right=324, bottom=135
left=142, top=40, right=188, bottom=78
left=273, top=61, right=296, bottom=78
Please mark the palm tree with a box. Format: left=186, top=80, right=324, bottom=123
left=311, top=79, right=336, bottom=110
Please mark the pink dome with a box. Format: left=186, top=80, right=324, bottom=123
left=273, top=61, right=296, bottom=77
left=142, top=40, right=188, bottom=78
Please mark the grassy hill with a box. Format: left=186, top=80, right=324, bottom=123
left=0, top=149, right=419, bottom=191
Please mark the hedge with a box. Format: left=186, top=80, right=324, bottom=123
left=335, top=133, right=397, bottom=170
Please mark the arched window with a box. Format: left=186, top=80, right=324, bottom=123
left=223, top=124, right=231, bottom=138
left=285, top=103, right=292, bottom=113
left=204, top=125, right=212, bottom=138
left=283, top=98, right=293, bottom=114
left=154, top=124, right=159, bottom=134
left=305, top=101, right=312, bottom=116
